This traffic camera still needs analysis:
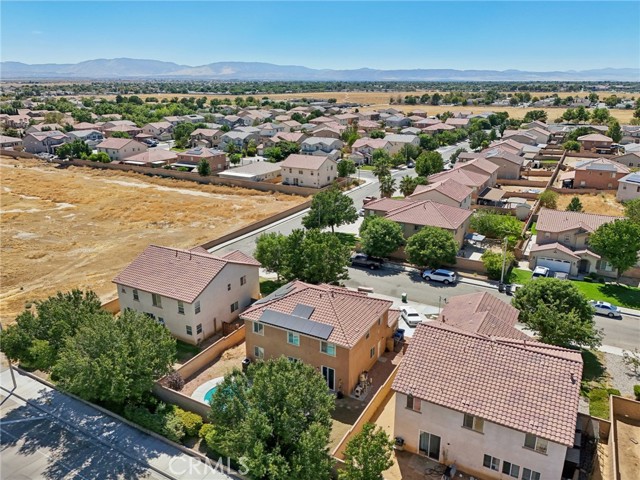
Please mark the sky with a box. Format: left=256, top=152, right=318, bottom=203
left=1, top=1, right=639, bottom=71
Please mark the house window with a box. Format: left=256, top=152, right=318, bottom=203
left=133, top=289, right=139, bottom=301
left=152, top=293, right=162, bottom=308
left=406, top=394, right=421, bottom=412
left=196, top=323, right=202, bottom=335
left=370, top=346, right=376, bottom=358
left=544, top=232, right=550, bottom=238
left=195, top=301, right=201, bottom=314
left=299, top=170, right=303, bottom=174
left=310, top=172, right=314, bottom=176
left=365, top=329, right=370, bottom=339
left=522, top=468, right=541, bottom=480
left=287, top=331, right=300, bottom=346
left=230, top=301, right=239, bottom=313
left=463, top=414, right=484, bottom=433
left=418, top=431, right=440, bottom=460
left=186, top=325, right=193, bottom=336
left=253, top=322, right=264, bottom=335
left=287, top=356, right=299, bottom=363
left=327, top=176, right=330, bottom=181
left=145, top=313, right=156, bottom=320
left=254, top=346, right=264, bottom=359
left=227, top=283, right=231, bottom=291
left=320, top=341, right=336, bottom=356
left=524, top=434, right=548, bottom=454
left=502, top=461, right=520, bottom=478
left=158, top=317, right=165, bottom=325
left=483, top=454, right=500, bottom=471
left=564, top=235, right=570, bottom=243
left=121, top=287, right=126, bottom=294
left=378, top=317, right=382, bottom=326
left=240, top=275, right=246, bottom=286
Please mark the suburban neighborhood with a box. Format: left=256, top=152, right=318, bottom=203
left=1, top=2, right=639, bottom=480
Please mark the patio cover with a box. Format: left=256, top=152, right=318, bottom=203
left=478, top=187, right=505, bottom=202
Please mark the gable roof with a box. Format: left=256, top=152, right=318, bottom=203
left=384, top=200, right=472, bottom=230
left=577, top=133, right=613, bottom=142
left=113, top=245, right=259, bottom=303
left=429, top=167, right=490, bottom=189
left=242, top=281, right=392, bottom=348
left=575, top=157, right=630, bottom=174
left=392, top=322, right=583, bottom=446
left=280, top=153, right=334, bottom=170
left=455, top=157, right=500, bottom=175
left=619, top=172, right=640, bottom=185
left=97, top=138, right=140, bottom=150
left=484, top=148, right=525, bottom=166
left=409, top=178, right=473, bottom=203
left=363, top=197, right=411, bottom=213
left=536, top=208, right=620, bottom=233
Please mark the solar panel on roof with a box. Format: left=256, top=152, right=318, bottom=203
left=292, top=303, right=315, bottom=319
left=259, top=309, right=333, bottom=340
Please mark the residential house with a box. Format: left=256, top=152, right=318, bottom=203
left=384, top=134, right=420, bottom=155
left=174, top=148, right=227, bottom=172
left=142, top=122, right=173, bottom=141
left=309, top=116, right=336, bottom=126
left=0, top=134, right=23, bottom=149
left=163, top=116, right=183, bottom=126
left=501, top=130, right=538, bottom=146
left=385, top=115, right=412, bottom=128
left=482, top=148, right=526, bottom=180
left=400, top=127, right=422, bottom=136
left=408, top=178, right=473, bottom=209
left=334, top=113, right=359, bottom=126
left=421, top=123, right=456, bottom=135
left=102, top=119, right=137, bottom=130
left=612, top=152, right=640, bottom=168
left=258, top=122, right=284, bottom=138
left=454, top=158, right=500, bottom=187
left=219, top=162, right=281, bottom=182
left=96, top=138, right=147, bottom=161
left=392, top=322, right=582, bottom=480
left=113, top=245, right=260, bottom=344
left=2, top=114, right=30, bottom=129
left=67, top=129, right=104, bottom=147
left=409, top=109, right=428, bottom=118
left=352, top=138, right=392, bottom=163
left=220, top=131, right=259, bottom=150
left=123, top=149, right=178, bottom=167
left=242, top=280, right=397, bottom=395
left=72, top=121, right=103, bottom=132
left=25, top=123, right=64, bottom=134
left=577, top=133, right=613, bottom=153
left=488, top=139, right=526, bottom=156
left=280, top=153, right=338, bottom=188
left=444, top=117, right=470, bottom=129
left=23, top=131, right=70, bottom=154
left=520, top=120, right=549, bottom=131
left=429, top=165, right=494, bottom=200
left=357, top=120, right=381, bottom=133
left=521, top=127, right=550, bottom=145
left=280, top=120, right=302, bottom=132
left=364, top=198, right=472, bottom=247
left=570, top=158, right=630, bottom=189
left=621, top=125, right=640, bottom=145
left=104, top=124, right=143, bottom=138
left=529, top=208, right=625, bottom=277
left=414, top=118, right=441, bottom=129
left=190, top=128, right=222, bottom=148
left=300, top=137, right=344, bottom=157
left=616, top=172, right=640, bottom=202
left=181, top=114, right=205, bottom=124
left=310, top=126, right=343, bottom=140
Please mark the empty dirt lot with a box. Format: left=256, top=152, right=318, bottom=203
left=0, top=157, right=306, bottom=324
left=555, top=192, right=626, bottom=216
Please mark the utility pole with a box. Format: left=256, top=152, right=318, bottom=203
left=500, top=236, right=508, bottom=285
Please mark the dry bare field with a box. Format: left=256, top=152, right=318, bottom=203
left=0, top=157, right=305, bottom=324
left=555, top=192, right=626, bottom=216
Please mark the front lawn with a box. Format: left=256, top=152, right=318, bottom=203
left=507, top=268, right=532, bottom=285
left=572, top=281, right=640, bottom=309
left=359, top=165, right=375, bottom=171
left=334, top=232, right=358, bottom=249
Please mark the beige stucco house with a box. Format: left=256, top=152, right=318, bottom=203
left=280, top=153, right=338, bottom=188
left=96, top=138, right=147, bottom=161
left=408, top=178, right=473, bottom=209
left=616, top=172, right=640, bottom=202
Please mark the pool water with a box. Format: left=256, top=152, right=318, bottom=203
left=204, top=386, right=218, bottom=404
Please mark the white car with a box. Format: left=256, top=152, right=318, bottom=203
left=531, top=266, right=550, bottom=278
left=422, top=269, right=457, bottom=285
left=401, top=307, right=424, bottom=327
left=589, top=301, right=621, bottom=318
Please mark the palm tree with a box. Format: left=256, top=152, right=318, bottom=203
left=372, top=157, right=391, bottom=180
left=399, top=176, right=417, bottom=197
left=379, top=175, right=397, bottom=198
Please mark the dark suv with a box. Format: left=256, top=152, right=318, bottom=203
left=350, top=253, right=384, bottom=270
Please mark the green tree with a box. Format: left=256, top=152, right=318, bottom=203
left=302, top=185, right=358, bottom=233
left=43, top=111, right=64, bottom=125
left=589, top=219, right=640, bottom=280
left=378, top=175, right=396, bottom=198
left=469, top=130, right=489, bottom=150
left=539, top=190, right=558, bottom=209
left=299, top=229, right=350, bottom=284
left=359, top=216, right=404, bottom=258
left=450, top=147, right=467, bottom=164
left=110, top=131, right=131, bottom=139
left=523, top=110, right=548, bottom=123
left=0, top=290, right=103, bottom=370
left=229, top=153, right=242, bottom=165
left=415, top=151, right=444, bottom=177
left=209, top=357, right=334, bottom=480
left=399, top=175, right=419, bottom=196
left=338, top=159, right=357, bottom=178
left=405, top=227, right=458, bottom=268
left=173, top=122, right=197, bottom=148
left=369, top=130, right=385, bottom=139
left=246, top=139, right=258, bottom=157
left=340, top=423, right=394, bottom=480
left=419, top=134, right=439, bottom=151
left=88, top=152, right=111, bottom=163
left=481, top=250, right=515, bottom=281
left=56, top=139, right=91, bottom=160
left=562, top=140, right=581, bottom=152
left=590, top=108, right=611, bottom=125
left=264, top=146, right=284, bottom=162
left=607, top=120, right=622, bottom=143
left=372, top=152, right=392, bottom=180
left=255, top=232, right=288, bottom=281
left=53, top=309, right=176, bottom=405
left=566, top=196, right=583, bottom=212
left=624, top=198, right=640, bottom=224
left=511, top=279, right=601, bottom=348
left=470, top=212, right=522, bottom=243
left=197, top=158, right=211, bottom=176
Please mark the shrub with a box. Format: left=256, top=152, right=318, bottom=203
left=164, top=413, right=186, bottom=443
left=175, top=408, right=203, bottom=437
left=198, top=423, right=218, bottom=452
left=634, top=385, right=640, bottom=401
left=166, top=371, right=184, bottom=391
left=199, top=423, right=215, bottom=439
left=481, top=250, right=515, bottom=281
left=539, top=190, right=558, bottom=209
left=123, top=402, right=185, bottom=443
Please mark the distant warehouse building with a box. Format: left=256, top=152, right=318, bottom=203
left=219, top=162, right=281, bottom=182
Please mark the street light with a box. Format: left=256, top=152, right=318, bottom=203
left=500, top=236, right=509, bottom=286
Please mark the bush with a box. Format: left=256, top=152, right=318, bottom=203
left=470, top=212, right=522, bottom=240
left=166, top=371, right=184, bottom=391
left=175, top=408, right=203, bottom=437
left=123, top=402, right=185, bottom=443
left=198, top=423, right=218, bottom=452
left=199, top=423, right=215, bottom=439
left=481, top=250, right=515, bottom=281
left=634, top=385, right=640, bottom=401
left=539, top=190, right=559, bottom=209
left=164, top=413, right=186, bottom=443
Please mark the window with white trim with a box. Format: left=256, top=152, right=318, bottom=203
left=370, top=346, right=376, bottom=358
left=177, top=300, right=185, bottom=315
left=195, top=301, right=201, bottom=314
left=463, top=414, right=484, bottom=433
left=483, top=454, right=500, bottom=471
left=240, top=275, right=247, bottom=286
left=196, top=323, right=202, bottom=335
left=502, top=461, right=520, bottom=478
left=253, top=321, right=264, bottom=335
left=158, top=317, right=164, bottom=325
left=524, top=434, right=548, bottom=454
left=320, top=341, right=336, bottom=356
left=522, top=468, right=541, bottom=480
left=152, top=293, right=162, bottom=308
left=230, top=301, right=239, bottom=313
left=287, top=331, right=300, bottom=346
left=254, top=346, right=264, bottom=359
left=406, top=394, right=421, bottom=412
left=133, top=289, right=139, bottom=301
left=186, top=325, right=192, bottom=336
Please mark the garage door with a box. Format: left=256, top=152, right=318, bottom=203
left=537, top=257, right=571, bottom=273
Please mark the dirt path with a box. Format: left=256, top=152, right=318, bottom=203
left=0, top=157, right=305, bottom=324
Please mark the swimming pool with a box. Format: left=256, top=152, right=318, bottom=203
left=204, top=385, right=218, bottom=404
left=191, top=376, right=225, bottom=404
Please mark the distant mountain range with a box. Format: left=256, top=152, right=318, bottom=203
left=1, top=58, right=639, bottom=81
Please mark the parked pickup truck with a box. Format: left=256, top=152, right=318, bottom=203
left=350, top=253, right=384, bottom=270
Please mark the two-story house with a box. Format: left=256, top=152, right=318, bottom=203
left=570, top=158, right=630, bottom=190
left=482, top=148, right=526, bottom=180
left=113, top=245, right=260, bottom=344
left=577, top=133, right=613, bottom=153
left=617, top=172, right=640, bottom=202
left=392, top=322, right=583, bottom=480
left=529, top=208, right=625, bottom=277
left=96, top=138, right=147, bottom=161
left=190, top=128, right=222, bottom=148
left=142, top=121, right=174, bottom=141
left=280, top=153, right=338, bottom=188
left=174, top=147, right=227, bottom=172
left=242, top=280, right=398, bottom=395
left=67, top=129, right=104, bottom=147
left=300, top=137, right=344, bottom=157
left=351, top=138, right=392, bottom=163
left=429, top=165, right=495, bottom=201
left=23, top=130, right=70, bottom=154
left=384, top=134, right=420, bottom=155
left=408, top=178, right=473, bottom=209
left=220, top=131, right=259, bottom=150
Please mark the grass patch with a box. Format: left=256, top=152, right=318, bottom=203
left=334, top=232, right=358, bottom=249
left=359, top=165, right=375, bottom=171
left=260, top=278, right=285, bottom=296
left=530, top=222, right=537, bottom=235
left=588, top=388, right=620, bottom=419
left=176, top=340, right=201, bottom=363
left=507, top=268, right=532, bottom=285
left=581, top=349, right=607, bottom=388
left=571, top=280, right=640, bottom=309
left=170, top=147, right=188, bottom=152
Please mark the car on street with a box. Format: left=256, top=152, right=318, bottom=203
left=422, top=268, right=457, bottom=285
left=401, top=307, right=424, bottom=327
left=531, top=266, right=550, bottom=278
left=357, top=208, right=365, bottom=217
left=589, top=301, right=622, bottom=318
left=350, top=253, right=384, bottom=270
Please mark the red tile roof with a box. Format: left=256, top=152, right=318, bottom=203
left=536, top=208, right=620, bottom=234
left=393, top=322, right=583, bottom=446
left=410, top=178, right=472, bottom=203
left=530, top=242, right=580, bottom=259
left=363, top=197, right=411, bottom=213
left=577, top=133, right=613, bottom=142
left=384, top=200, right=472, bottom=229
left=113, top=245, right=260, bottom=303
left=242, top=281, right=392, bottom=348
left=97, top=138, right=138, bottom=150
left=280, top=153, right=334, bottom=170
left=429, top=167, right=490, bottom=189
